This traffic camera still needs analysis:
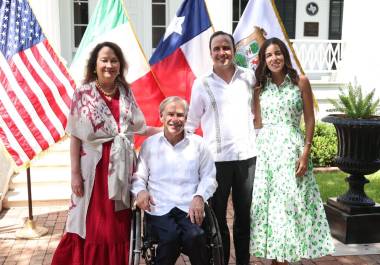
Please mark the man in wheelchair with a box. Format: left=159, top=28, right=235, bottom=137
left=131, top=96, right=218, bottom=265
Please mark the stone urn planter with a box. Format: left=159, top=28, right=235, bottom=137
left=322, top=115, right=380, bottom=206
left=322, top=83, right=380, bottom=243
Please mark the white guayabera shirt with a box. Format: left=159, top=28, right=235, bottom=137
left=186, top=66, right=257, bottom=162
left=131, top=132, right=217, bottom=216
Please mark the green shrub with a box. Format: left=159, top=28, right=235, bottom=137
left=302, top=122, right=337, bottom=167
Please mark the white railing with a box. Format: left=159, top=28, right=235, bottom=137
left=290, top=39, right=346, bottom=74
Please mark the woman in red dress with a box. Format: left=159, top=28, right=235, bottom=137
left=52, top=42, right=159, bottom=265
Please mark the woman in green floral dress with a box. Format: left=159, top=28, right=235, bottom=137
left=250, top=38, right=335, bottom=265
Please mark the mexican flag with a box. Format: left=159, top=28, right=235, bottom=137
left=69, top=0, right=164, bottom=145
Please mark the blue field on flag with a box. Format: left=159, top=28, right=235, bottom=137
left=149, top=0, right=212, bottom=65
left=0, top=0, right=75, bottom=166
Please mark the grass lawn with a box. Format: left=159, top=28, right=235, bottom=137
left=315, top=171, right=380, bottom=203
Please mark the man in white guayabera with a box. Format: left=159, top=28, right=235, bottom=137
left=131, top=96, right=217, bottom=265
left=186, top=31, right=257, bottom=265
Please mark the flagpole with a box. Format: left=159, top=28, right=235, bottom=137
left=203, top=0, right=216, bottom=32
left=15, top=167, right=48, bottom=239
left=119, top=0, right=165, bottom=92
left=266, top=0, right=320, bottom=110
left=268, top=0, right=303, bottom=75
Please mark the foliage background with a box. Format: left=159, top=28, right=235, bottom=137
left=302, top=122, right=337, bottom=167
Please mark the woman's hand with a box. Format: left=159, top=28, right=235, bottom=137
left=71, top=172, right=84, bottom=197
left=295, top=155, right=308, bottom=177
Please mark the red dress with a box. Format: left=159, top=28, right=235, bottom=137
left=52, top=92, right=132, bottom=265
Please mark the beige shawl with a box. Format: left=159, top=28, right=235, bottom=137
left=65, top=81, right=146, bottom=238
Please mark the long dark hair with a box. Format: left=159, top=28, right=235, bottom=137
left=83, top=41, right=129, bottom=89
left=255, top=37, right=299, bottom=91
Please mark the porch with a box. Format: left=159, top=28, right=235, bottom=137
left=290, top=39, right=346, bottom=119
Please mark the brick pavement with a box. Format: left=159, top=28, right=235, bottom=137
left=1, top=205, right=380, bottom=265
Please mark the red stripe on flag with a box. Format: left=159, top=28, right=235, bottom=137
left=8, top=60, right=61, bottom=143
left=30, top=42, right=72, bottom=108
left=130, top=71, right=166, bottom=147
left=18, top=50, right=68, bottom=134
left=44, top=40, right=76, bottom=93
left=0, top=101, right=36, bottom=161
left=0, top=66, right=49, bottom=152
left=150, top=49, right=196, bottom=102
left=0, top=125, right=23, bottom=165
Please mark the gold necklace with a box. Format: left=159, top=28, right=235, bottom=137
left=96, top=80, right=117, bottom=97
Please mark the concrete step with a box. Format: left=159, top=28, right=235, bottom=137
left=46, top=137, right=70, bottom=152
left=10, top=167, right=70, bottom=189
left=3, top=138, right=72, bottom=208
left=30, top=151, right=71, bottom=167
left=2, top=185, right=71, bottom=208
left=311, top=81, right=344, bottom=120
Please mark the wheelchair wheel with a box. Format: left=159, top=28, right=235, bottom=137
left=204, top=204, right=225, bottom=265
left=129, top=208, right=142, bottom=265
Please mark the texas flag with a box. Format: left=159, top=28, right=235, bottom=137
left=70, top=0, right=164, bottom=146
left=149, top=0, right=214, bottom=102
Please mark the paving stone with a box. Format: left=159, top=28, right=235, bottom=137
left=1, top=205, right=379, bottom=264
left=355, top=255, right=379, bottom=265
left=336, top=256, right=360, bottom=264
left=3, top=261, right=17, bottom=265
left=300, top=259, right=317, bottom=265
left=368, top=254, right=380, bottom=262
left=315, top=256, right=338, bottom=261
left=314, top=261, right=342, bottom=265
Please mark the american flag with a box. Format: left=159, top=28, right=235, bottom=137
left=0, top=0, right=75, bottom=166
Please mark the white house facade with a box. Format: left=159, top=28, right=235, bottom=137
left=3, top=0, right=380, bottom=211
left=28, top=0, right=342, bottom=63
left=26, top=0, right=353, bottom=120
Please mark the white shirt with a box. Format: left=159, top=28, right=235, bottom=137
left=131, top=132, right=217, bottom=216
left=186, top=66, right=257, bottom=162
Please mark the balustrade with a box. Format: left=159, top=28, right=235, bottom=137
left=290, top=39, right=346, bottom=74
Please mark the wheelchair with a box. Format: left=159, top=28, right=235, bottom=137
left=129, top=203, right=224, bottom=265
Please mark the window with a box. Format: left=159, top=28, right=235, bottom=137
left=274, top=0, right=296, bottom=39
left=152, top=0, right=166, bottom=49
left=329, top=0, right=344, bottom=40
left=232, top=0, right=249, bottom=32
left=73, top=0, right=89, bottom=48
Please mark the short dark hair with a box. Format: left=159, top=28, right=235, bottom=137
left=209, top=31, right=236, bottom=52
left=83, top=41, right=129, bottom=88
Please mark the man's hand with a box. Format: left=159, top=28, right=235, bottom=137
left=136, top=190, right=155, bottom=211
left=188, top=195, right=204, bottom=225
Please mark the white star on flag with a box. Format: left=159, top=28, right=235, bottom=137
left=163, top=15, right=185, bottom=41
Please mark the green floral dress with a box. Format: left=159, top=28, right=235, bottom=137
left=250, top=76, right=335, bottom=262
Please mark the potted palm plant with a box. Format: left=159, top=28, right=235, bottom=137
left=322, top=83, right=380, bottom=206
left=322, top=83, right=380, bottom=243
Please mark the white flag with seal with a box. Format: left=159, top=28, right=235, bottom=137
left=233, top=0, right=303, bottom=74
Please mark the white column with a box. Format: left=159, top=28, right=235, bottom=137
left=0, top=143, right=16, bottom=210
left=29, top=0, right=62, bottom=54
left=339, top=0, right=380, bottom=97
left=205, top=0, right=232, bottom=33
left=125, top=0, right=152, bottom=58
left=167, top=0, right=232, bottom=33
left=295, top=0, right=330, bottom=39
